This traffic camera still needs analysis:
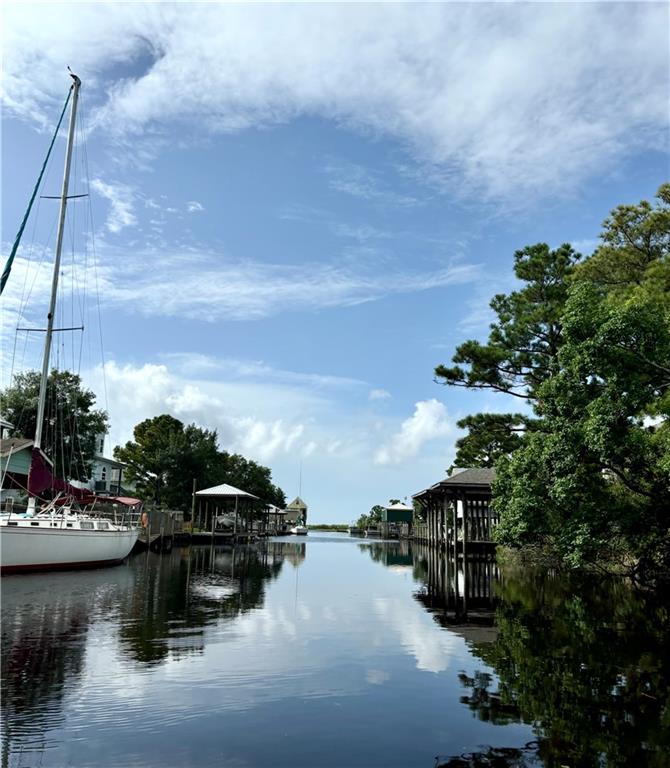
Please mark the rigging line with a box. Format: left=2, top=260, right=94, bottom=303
left=0, top=86, right=73, bottom=295
left=81, top=104, right=109, bottom=413
left=15, top=179, right=44, bottom=348
left=18, top=211, right=59, bottom=335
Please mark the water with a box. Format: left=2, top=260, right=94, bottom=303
left=2, top=533, right=669, bottom=767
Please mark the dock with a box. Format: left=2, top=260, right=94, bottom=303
left=411, top=468, right=498, bottom=555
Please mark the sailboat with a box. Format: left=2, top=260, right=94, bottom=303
left=0, top=73, right=140, bottom=573
left=290, top=522, right=308, bottom=536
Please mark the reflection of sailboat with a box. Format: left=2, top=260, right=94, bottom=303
left=0, top=73, right=140, bottom=572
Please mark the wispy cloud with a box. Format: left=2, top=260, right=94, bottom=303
left=8, top=244, right=478, bottom=323
left=323, top=160, right=419, bottom=207
left=90, top=179, right=137, bottom=233
left=369, top=388, right=391, bottom=401
left=4, top=4, right=665, bottom=202
left=163, top=352, right=367, bottom=392
left=187, top=200, right=204, bottom=213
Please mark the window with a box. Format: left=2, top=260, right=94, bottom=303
left=80, top=521, right=94, bottom=530
left=101, top=466, right=107, bottom=481
left=96, top=521, right=110, bottom=530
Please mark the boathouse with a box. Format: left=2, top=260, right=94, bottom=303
left=285, top=496, right=308, bottom=525
left=194, top=483, right=260, bottom=534
left=412, top=468, right=497, bottom=551
left=381, top=501, right=414, bottom=538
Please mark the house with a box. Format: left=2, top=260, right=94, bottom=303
left=0, top=437, right=52, bottom=508
left=284, top=496, right=308, bottom=525
left=71, top=432, right=127, bottom=496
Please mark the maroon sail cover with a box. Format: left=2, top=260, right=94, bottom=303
left=27, top=448, right=90, bottom=499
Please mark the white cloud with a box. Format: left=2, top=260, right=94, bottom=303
left=91, top=361, right=311, bottom=465
left=0, top=242, right=480, bottom=329
left=369, top=388, right=391, bottom=401
left=3, top=4, right=667, bottom=201
left=187, top=200, right=204, bottom=213
left=323, top=160, right=419, bottom=207
left=90, top=179, right=137, bottom=233
left=374, top=399, right=452, bottom=466
left=571, top=238, right=600, bottom=256
left=73, top=245, right=481, bottom=322
left=374, top=596, right=461, bottom=673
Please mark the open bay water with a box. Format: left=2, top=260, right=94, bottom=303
left=2, top=532, right=669, bottom=767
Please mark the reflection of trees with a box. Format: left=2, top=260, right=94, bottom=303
left=359, top=540, right=413, bottom=567
left=460, top=567, right=670, bottom=767
left=118, top=543, right=287, bottom=665
left=1, top=569, right=135, bottom=767
left=1, top=541, right=296, bottom=766
left=434, top=742, right=541, bottom=768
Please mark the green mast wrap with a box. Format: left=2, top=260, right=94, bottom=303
left=0, top=87, right=72, bottom=296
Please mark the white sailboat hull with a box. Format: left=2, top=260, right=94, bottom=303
left=0, top=525, right=139, bottom=573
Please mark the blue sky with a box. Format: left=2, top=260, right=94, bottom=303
left=1, top=3, right=668, bottom=522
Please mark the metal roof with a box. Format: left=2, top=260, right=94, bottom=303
left=195, top=483, right=259, bottom=499
left=385, top=502, right=413, bottom=511
left=440, top=467, right=496, bottom=486
left=412, top=467, right=496, bottom=499
left=0, top=437, right=33, bottom=458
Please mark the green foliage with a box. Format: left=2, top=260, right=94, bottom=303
left=0, top=369, right=108, bottom=481
left=437, top=185, right=670, bottom=578
left=354, top=503, right=385, bottom=529
left=452, top=412, right=530, bottom=469
left=114, top=414, right=285, bottom=511
left=435, top=242, right=580, bottom=401
left=495, top=187, right=670, bottom=574
left=463, top=565, right=670, bottom=765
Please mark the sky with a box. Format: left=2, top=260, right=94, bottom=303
left=1, top=2, right=668, bottom=523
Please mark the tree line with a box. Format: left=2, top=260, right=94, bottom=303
left=0, top=376, right=286, bottom=512
left=436, top=185, right=670, bottom=581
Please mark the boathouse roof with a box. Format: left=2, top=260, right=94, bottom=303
left=0, top=438, right=54, bottom=478
left=195, top=483, right=259, bottom=499
left=0, top=437, right=34, bottom=458
left=385, top=502, right=413, bottom=511
left=441, top=467, right=496, bottom=486
left=286, top=496, right=307, bottom=510
left=412, top=467, right=496, bottom=501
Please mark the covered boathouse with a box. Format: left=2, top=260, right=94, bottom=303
left=412, top=468, right=498, bottom=551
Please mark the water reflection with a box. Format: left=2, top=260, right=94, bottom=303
left=3, top=537, right=670, bottom=767
left=0, top=541, right=303, bottom=766
left=409, top=545, right=670, bottom=767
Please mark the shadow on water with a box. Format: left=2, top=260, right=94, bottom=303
left=382, top=541, right=670, bottom=768
left=0, top=540, right=305, bottom=767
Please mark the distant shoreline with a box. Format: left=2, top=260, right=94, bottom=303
left=308, top=524, right=348, bottom=532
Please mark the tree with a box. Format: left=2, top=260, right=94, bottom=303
left=493, top=186, right=670, bottom=575
left=216, top=451, right=286, bottom=508
left=0, top=369, right=108, bottom=481
left=451, top=413, right=530, bottom=470
left=114, top=415, right=220, bottom=509
left=114, top=414, right=287, bottom=512
left=435, top=243, right=581, bottom=401
left=355, top=504, right=385, bottom=529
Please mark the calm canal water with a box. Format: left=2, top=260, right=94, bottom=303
left=2, top=533, right=669, bottom=767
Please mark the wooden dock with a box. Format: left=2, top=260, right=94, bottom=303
left=412, top=468, right=498, bottom=555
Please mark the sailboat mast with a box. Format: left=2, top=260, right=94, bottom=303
left=33, top=73, right=81, bottom=452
